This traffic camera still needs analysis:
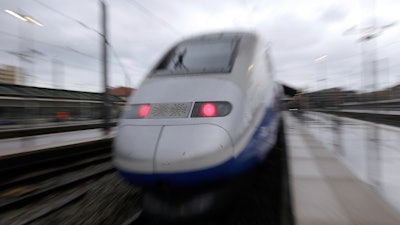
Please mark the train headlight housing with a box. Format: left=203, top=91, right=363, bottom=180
left=191, top=102, right=232, bottom=117
left=123, top=104, right=151, bottom=119
left=123, top=102, right=231, bottom=119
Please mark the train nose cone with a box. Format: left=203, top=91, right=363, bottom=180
left=154, top=124, right=233, bottom=173
left=114, top=125, right=162, bottom=172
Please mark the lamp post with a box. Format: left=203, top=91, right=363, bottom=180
left=4, top=9, right=43, bottom=86
left=344, top=22, right=396, bottom=101
left=342, top=0, right=396, bottom=187
left=314, top=55, right=328, bottom=91
left=314, top=55, right=328, bottom=108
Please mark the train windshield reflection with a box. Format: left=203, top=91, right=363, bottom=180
left=153, top=38, right=239, bottom=75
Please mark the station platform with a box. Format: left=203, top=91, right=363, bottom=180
left=285, top=114, right=400, bottom=224
left=0, top=128, right=115, bottom=158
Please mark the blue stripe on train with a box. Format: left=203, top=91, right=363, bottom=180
left=117, top=104, right=280, bottom=187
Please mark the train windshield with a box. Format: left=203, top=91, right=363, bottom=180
left=152, top=39, right=239, bottom=75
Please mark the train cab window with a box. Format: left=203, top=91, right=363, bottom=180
left=153, top=39, right=239, bottom=75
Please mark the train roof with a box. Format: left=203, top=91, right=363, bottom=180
left=182, top=31, right=256, bottom=42
left=149, top=31, right=260, bottom=77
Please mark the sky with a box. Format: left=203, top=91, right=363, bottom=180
left=0, top=0, right=399, bottom=93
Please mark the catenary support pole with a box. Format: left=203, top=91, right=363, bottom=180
left=101, top=1, right=110, bottom=133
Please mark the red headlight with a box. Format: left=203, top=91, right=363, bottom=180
left=199, top=103, right=217, bottom=117
left=191, top=102, right=232, bottom=117
left=138, top=104, right=151, bottom=118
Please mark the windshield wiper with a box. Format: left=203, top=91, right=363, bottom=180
left=174, top=48, right=188, bottom=70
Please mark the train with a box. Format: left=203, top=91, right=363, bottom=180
left=113, top=31, right=283, bottom=217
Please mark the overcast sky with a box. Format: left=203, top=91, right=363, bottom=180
left=0, top=0, right=399, bottom=92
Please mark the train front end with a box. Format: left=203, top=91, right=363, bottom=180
left=113, top=33, right=249, bottom=188
left=112, top=32, right=280, bottom=217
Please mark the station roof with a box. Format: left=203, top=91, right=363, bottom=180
left=0, top=83, right=125, bottom=102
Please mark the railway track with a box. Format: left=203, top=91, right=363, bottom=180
left=0, top=138, right=131, bottom=225
left=0, top=126, right=293, bottom=225
left=0, top=139, right=113, bottom=201
left=0, top=164, right=114, bottom=211
left=0, top=121, right=117, bottom=139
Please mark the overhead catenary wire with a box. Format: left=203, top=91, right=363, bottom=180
left=33, top=0, right=102, bottom=35
left=108, top=43, right=132, bottom=87
left=123, top=0, right=183, bottom=37
left=275, top=42, right=399, bottom=73
left=30, top=0, right=182, bottom=89
left=0, top=49, right=101, bottom=74
left=2, top=3, right=115, bottom=92
left=0, top=31, right=99, bottom=61
left=32, top=0, right=144, bottom=85
left=0, top=30, right=141, bottom=73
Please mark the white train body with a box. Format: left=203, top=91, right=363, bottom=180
left=113, top=32, right=282, bottom=187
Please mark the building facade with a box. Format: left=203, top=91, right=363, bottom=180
left=0, top=65, right=17, bottom=84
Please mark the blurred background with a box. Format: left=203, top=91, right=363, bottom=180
left=0, top=1, right=400, bottom=224
left=0, top=0, right=399, bottom=125
left=0, top=0, right=398, bottom=121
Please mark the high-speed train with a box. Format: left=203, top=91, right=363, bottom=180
left=113, top=31, right=282, bottom=191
